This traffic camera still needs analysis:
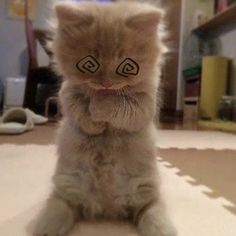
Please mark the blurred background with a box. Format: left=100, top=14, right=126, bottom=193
left=0, top=0, right=236, bottom=132
left=0, top=1, right=236, bottom=236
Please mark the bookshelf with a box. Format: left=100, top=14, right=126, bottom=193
left=193, top=3, right=236, bottom=34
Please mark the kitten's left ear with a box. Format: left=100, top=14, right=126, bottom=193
left=54, top=3, right=94, bottom=26
left=126, top=8, right=164, bottom=33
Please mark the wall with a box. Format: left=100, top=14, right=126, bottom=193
left=0, top=0, right=65, bottom=82
left=0, top=0, right=27, bottom=82
left=35, top=0, right=59, bottom=66
left=217, top=25, right=236, bottom=95
left=0, top=0, right=49, bottom=81
left=35, top=0, right=62, bottom=29
left=0, top=0, right=57, bottom=105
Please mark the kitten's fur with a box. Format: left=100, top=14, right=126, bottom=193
left=34, top=2, right=176, bottom=236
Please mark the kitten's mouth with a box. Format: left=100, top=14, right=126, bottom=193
left=88, top=82, right=126, bottom=95
left=96, top=89, right=117, bottom=95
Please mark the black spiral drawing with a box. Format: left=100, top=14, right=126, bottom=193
left=76, top=55, right=100, bottom=74
left=116, top=58, right=139, bottom=78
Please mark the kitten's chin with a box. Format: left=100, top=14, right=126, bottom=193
left=87, top=83, right=127, bottom=91
left=96, top=89, right=117, bottom=95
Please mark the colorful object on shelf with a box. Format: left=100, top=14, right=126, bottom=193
left=8, top=0, right=35, bottom=19
left=200, top=56, right=229, bottom=120
left=218, top=96, right=236, bottom=121
left=183, top=66, right=202, bottom=79
left=216, top=0, right=228, bottom=13
left=185, top=79, right=201, bottom=98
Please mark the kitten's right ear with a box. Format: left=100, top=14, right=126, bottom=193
left=54, top=3, right=94, bottom=26
left=126, top=8, right=163, bottom=34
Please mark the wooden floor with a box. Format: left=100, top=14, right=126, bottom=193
left=0, top=122, right=58, bottom=145
left=0, top=120, right=200, bottom=145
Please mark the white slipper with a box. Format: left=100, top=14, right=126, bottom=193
left=25, top=109, right=48, bottom=125
left=0, top=108, right=34, bottom=134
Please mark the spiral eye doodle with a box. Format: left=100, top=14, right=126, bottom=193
left=116, top=58, right=140, bottom=78
left=76, top=55, right=100, bottom=74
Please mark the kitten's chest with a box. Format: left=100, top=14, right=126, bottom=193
left=87, top=152, right=130, bottom=216
left=86, top=136, right=129, bottom=193
left=91, top=153, right=116, bottom=190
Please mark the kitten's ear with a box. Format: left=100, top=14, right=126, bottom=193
left=126, top=9, right=163, bottom=33
left=54, top=3, right=94, bottom=26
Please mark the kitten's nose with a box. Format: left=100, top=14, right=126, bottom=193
left=101, top=80, right=113, bottom=88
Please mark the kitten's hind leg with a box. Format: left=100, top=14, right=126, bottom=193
left=33, top=194, right=77, bottom=236
left=137, top=201, right=177, bottom=236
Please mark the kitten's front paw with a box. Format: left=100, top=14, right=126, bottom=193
left=33, top=197, right=75, bottom=236
left=89, top=95, right=116, bottom=122
left=87, top=121, right=106, bottom=135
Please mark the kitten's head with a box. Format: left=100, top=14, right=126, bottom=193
left=53, top=2, right=165, bottom=91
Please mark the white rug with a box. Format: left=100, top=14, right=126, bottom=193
left=0, top=143, right=236, bottom=236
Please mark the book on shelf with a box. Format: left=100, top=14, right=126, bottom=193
left=183, top=66, right=201, bottom=79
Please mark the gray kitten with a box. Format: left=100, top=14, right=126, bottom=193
left=34, top=2, right=176, bottom=236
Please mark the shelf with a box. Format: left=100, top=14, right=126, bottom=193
left=193, top=3, right=236, bottom=34
left=198, top=120, right=236, bottom=133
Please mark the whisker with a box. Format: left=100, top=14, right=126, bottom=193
left=120, top=89, right=126, bottom=109
left=122, top=88, right=138, bottom=125
left=114, top=89, right=122, bottom=119
left=120, top=89, right=129, bottom=121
